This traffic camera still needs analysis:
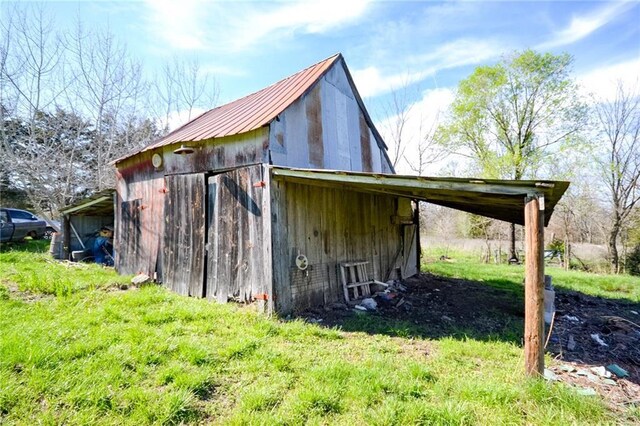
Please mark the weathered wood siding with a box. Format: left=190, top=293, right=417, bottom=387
left=115, top=151, right=165, bottom=277
left=271, top=177, right=415, bottom=314
left=206, top=165, right=271, bottom=306
left=269, top=61, right=393, bottom=173
left=163, top=173, right=206, bottom=297
left=161, top=129, right=269, bottom=175
left=114, top=129, right=268, bottom=278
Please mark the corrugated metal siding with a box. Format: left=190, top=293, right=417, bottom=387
left=269, top=63, right=391, bottom=173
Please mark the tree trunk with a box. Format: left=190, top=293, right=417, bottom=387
left=509, top=223, right=519, bottom=263
left=609, top=221, right=620, bottom=274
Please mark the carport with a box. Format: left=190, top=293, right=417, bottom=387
left=272, top=167, right=570, bottom=376
left=57, top=189, right=115, bottom=260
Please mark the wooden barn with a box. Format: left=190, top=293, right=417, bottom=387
left=113, top=53, right=568, bottom=318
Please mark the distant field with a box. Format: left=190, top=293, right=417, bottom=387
left=0, top=241, right=637, bottom=424
left=423, top=236, right=610, bottom=266
left=423, top=245, right=640, bottom=302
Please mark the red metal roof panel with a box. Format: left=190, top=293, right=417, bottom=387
left=129, top=54, right=341, bottom=159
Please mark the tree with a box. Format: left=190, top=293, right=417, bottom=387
left=594, top=82, right=640, bottom=273
left=438, top=49, right=588, bottom=262
left=379, top=84, right=416, bottom=170
left=2, top=108, right=96, bottom=214
left=65, top=21, right=146, bottom=190
left=152, top=56, right=219, bottom=132
left=378, top=84, right=445, bottom=174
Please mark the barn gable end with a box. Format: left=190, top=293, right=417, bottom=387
left=268, top=57, right=393, bottom=173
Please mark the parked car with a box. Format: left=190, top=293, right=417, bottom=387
left=43, top=218, right=61, bottom=239
left=0, top=208, right=47, bottom=242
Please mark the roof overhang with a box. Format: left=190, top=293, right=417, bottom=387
left=271, top=167, right=569, bottom=226
left=60, top=189, right=115, bottom=217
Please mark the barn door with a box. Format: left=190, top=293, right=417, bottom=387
left=206, top=167, right=265, bottom=303
left=402, top=224, right=418, bottom=278
left=118, top=199, right=141, bottom=274
left=162, top=173, right=206, bottom=297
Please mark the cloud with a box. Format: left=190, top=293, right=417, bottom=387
left=143, top=0, right=371, bottom=52
left=409, top=38, right=506, bottom=70
left=249, top=0, right=369, bottom=34
left=578, top=58, right=640, bottom=101
left=377, top=87, right=455, bottom=174
left=352, top=67, right=429, bottom=99
left=353, top=39, right=506, bottom=98
left=537, top=1, right=633, bottom=50
left=222, top=0, right=371, bottom=51
left=165, top=107, right=208, bottom=132
left=142, top=0, right=208, bottom=50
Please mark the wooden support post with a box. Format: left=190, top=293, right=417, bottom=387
left=524, top=195, right=545, bottom=376
left=62, top=214, right=71, bottom=260
left=414, top=200, right=421, bottom=274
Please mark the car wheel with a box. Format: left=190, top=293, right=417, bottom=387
left=44, top=227, right=55, bottom=240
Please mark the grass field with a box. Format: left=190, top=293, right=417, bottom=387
left=424, top=247, right=640, bottom=303
left=0, top=241, right=637, bottom=424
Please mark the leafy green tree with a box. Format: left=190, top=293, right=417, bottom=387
left=438, top=49, right=588, bottom=261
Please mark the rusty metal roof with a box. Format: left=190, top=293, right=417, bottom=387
left=132, top=53, right=341, bottom=159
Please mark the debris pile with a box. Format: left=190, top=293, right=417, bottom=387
left=336, top=280, right=415, bottom=313
left=545, top=361, right=639, bottom=408
left=546, top=291, right=640, bottom=381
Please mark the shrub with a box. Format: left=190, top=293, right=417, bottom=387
left=548, top=238, right=565, bottom=254
left=627, top=244, right=640, bottom=276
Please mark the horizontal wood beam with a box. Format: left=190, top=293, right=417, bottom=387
left=273, top=168, right=541, bottom=196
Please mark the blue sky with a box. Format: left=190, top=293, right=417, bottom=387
left=49, top=1, right=639, bottom=98
left=13, top=0, right=640, bottom=172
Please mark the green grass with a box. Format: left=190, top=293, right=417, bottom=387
left=0, top=241, right=633, bottom=424
left=0, top=240, right=130, bottom=296
left=425, top=246, right=640, bottom=303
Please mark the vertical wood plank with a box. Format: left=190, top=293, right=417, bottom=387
left=262, top=164, right=274, bottom=314
left=206, top=166, right=266, bottom=305
left=271, top=179, right=292, bottom=313
left=162, top=174, right=205, bottom=297
left=524, top=195, right=545, bottom=376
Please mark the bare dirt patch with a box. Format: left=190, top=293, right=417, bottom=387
left=303, top=273, right=525, bottom=340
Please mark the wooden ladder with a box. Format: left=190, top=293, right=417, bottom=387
left=340, top=261, right=387, bottom=302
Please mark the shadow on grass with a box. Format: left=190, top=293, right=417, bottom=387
left=301, top=269, right=640, bottom=384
